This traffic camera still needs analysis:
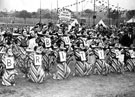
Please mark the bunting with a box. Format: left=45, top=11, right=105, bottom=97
left=57, top=0, right=128, bottom=14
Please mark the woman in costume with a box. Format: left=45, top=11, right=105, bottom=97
left=0, top=32, right=6, bottom=78
left=53, top=39, right=71, bottom=80
left=85, top=46, right=96, bottom=76
left=107, top=43, right=124, bottom=74
left=41, top=32, right=54, bottom=76
left=2, top=48, right=18, bottom=86
left=27, top=46, right=46, bottom=83
left=92, top=38, right=110, bottom=75
left=73, top=39, right=90, bottom=76
left=124, top=47, right=135, bottom=72
left=12, top=30, right=29, bottom=78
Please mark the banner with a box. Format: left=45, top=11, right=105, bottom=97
left=58, top=8, right=72, bottom=22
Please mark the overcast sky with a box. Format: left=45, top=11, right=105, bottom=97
left=0, top=0, right=135, bottom=12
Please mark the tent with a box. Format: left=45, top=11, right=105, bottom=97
left=127, top=18, right=135, bottom=23
left=95, top=20, right=107, bottom=28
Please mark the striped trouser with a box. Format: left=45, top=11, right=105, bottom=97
left=55, top=62, right=71, bottom=80
left=42, top=54, right=50, bottom=73
left=0, top=63, right=4, bottom=77
left=2, top=69, right=17, bottom=86
left=85, top=62, right=94, bottom=76
left=16, top=56, right=29, bottom=76
left=93, top=59, right=110, bottom=75
left=28, top=64, right=45, bottom=83
left=110, top=59, right=123, bottom=73
left=75, top=61, right=86, bottom=76
left=67, top=56, right=75, bottom=76
left=125, top=59, right=135, bottom=72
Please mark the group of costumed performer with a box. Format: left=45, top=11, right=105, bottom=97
left=1, top=22, right=135, bottom=86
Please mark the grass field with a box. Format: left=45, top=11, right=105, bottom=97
left=0, top=17, right=57, bottom=26
left=0, top=72, right=135, bottom=97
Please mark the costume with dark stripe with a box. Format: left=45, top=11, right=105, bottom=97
left=12, top=44, right=29, bottom=76
left=125, top=50, right=135, bottom=72
left=109, top=49, right=124, bottom=73
left=74, top=50, right=88, bottom=76
left=85, top=48, right=95, bottom=75
left=2, top=51, right=17, bottom=86
left=93, top=48, right=110, bottom=75
left=53, top=49, right=71, bottom=80
left=0, top=46, right=6, bottom=77
left=27, top=53, right=45, bottom=83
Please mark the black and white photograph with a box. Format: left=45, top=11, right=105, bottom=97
left=0, top=0, right=135, bottom=97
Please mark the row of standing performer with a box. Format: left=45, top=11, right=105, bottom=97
left=0, top=37, right=135, bottom=86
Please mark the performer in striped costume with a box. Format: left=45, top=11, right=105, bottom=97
left=104, top=48, right=112, bottom=74
left=125, top=49, right=135, bottom=72
left=0, top=46, right=6, bottom=77
left=12, top=31, right=30, bottom=78
left=41, top=35, right=54, bottom=76
left=27, top=46, right=45, bottom=83
left=42, top=51, right=51, bottom=74
left=106, top=48, right=118, bottom=73
left=110, top=48, right=124, bottom=73
left=2, top=48, right=18, bottom=86
left=62, top=35, right=75, bottom=77
left=74, top=40, right=88, bottom=76
left=13, top=43, right=29, bottom=78
left=66, top=45, right=75, bottom=77
left=93, top=44, right=110, bottom=75
left=53, top=40, right=71, bottom=80
left=93, top=48, right=105, bottom=75
left=85, top=47, right=96, bottom=76
left=105, top=47, right=114, bottom=73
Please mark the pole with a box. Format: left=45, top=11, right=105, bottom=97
left=76, top=0, right=78, bottom=14
left=108, top=0, right=110, bottom=25
left=57, top=0, right=58, bottom=21
left=51, top=0, right=52, bottom=22
left=117, top=3, right=119, bottom=27
left=93, top=0, right=96, bottom=26
left=6, top=9, right=8, bottom=25
left=81, top=0, right=83, bottom=16
left=39, top=0, right=41, bottom=23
